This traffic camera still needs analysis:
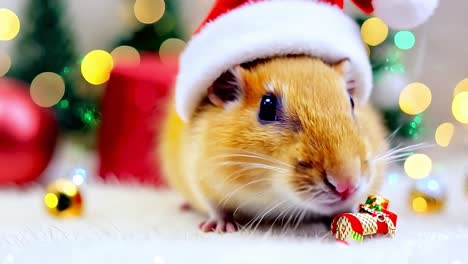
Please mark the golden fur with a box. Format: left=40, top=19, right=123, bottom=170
left=159, top=56, right=388, bottom=219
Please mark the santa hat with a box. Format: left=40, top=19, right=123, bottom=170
left=175, top=0, right=438, bottom=121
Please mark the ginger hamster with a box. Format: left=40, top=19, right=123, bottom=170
left=159, top=55, right=388, bottom=233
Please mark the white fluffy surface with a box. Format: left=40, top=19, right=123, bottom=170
left=176, top=0, right=372, bottom=121
left=0, top=183, right=468, bottom=264
left=1, top=142, right=467, bottom=264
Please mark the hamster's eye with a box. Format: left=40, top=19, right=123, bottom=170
left=350, top=96, right=355, bottom=109
left=259, top=94, right=278, bottom=122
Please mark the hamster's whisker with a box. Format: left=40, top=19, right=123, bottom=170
left=210, top=153, right=294, bottom=170
left=218, top=179, right=274, bottom=208
left=375, top=142, right=417, bottom=159
left=384, top=125, right=404, bottom=143
left=232, top=189, right=272, bottom=217
left=317, top=182, right=331, bottom=192
left=278, top=202, right=296, bottom=227
left=220, top=165, right=268, bottom=186
left=281, top=206, right=301, bottom=234
left=381, top=152, right=418, bottom=159
left=213, top=148, right=295, bottom=167
left=265, top=201, right=295, bottom=234
left=317, top=232, right=330, bottom=241
left=392, top=142, right=433, bottom=153
left=379, top=156, right=413, bottom=164
left=374, top=142, right=434, bottom=161
left=214, top=161, right=289, bottom=173
left=295, top=187, right=315, bottom=194
left=252, top=200, right=289, bottom=233
left=230, top=148, right=295, bottom=166
left=292, top=208, right=307, bottom=230
left=242, top=199, right=289, bottom=233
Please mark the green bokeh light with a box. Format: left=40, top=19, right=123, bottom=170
left=394, top=31, right=416, bottom=50
left=58, top=99, right=69, bottom=109
left=390, top=63, right=405, bottom=73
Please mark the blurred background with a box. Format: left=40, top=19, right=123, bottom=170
left=0, top=0, right=467, bottom=216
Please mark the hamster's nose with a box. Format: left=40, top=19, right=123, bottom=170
left=324, top=176, right=358, bottom=200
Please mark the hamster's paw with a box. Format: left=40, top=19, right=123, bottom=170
left=198, top=219, right=238, bottom=233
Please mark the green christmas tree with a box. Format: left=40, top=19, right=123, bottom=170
left=114, top=0, right=183, bottom=52
left=355, top=16, right=424, bottom=142
left=8, top=0, right=98, bottom=132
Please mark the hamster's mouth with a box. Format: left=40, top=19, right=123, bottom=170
left=293, top=188, right=362, bottom=215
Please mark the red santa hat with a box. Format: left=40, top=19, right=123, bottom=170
left=175, top=0, right=438, bottom=121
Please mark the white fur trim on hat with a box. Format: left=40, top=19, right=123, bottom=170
left=175, top=0, right=372, bottom=121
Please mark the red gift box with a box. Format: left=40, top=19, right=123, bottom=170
left=98, top=54, right=178, bottom=186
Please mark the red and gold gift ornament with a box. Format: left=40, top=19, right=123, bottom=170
left=331, top=195, right=397, bottom=244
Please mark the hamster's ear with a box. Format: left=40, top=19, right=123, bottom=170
left=208, top=66, right=244, bottom=107
left=333, top=59, right=356, bottom=97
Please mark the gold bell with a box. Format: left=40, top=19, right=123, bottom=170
left=44, top=178, right=83, bottom=218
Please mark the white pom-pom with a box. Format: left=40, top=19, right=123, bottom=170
left=373, top=0, right=439, bottom=29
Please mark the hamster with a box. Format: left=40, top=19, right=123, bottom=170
left=159, top=55, right=388, bottom=233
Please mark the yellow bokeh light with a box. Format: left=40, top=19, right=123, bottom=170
left=412, top=196, right=428, bottom=213
left=134, top=0, right=165, bottom=24
left=30, top=72, right=65, bottom=107
left=0, top=49, right=11, bottom=77
left=81, top=50, right=114, bottom=85
left=63, top=182, right=78, bottom=197
left=361, top=17, right=388, bottom=46
left=0, top=8, right=20, bottom=41
left=44, top=193, right=59, bottom=209
left=399, top=82, right=432, bottom=115
left=454, top=78, right=468, bottom=96
left=435, top=122, right=455, bottom=147
left=452, top=92, right=468, bottom=124
left=111, top=45, right=141, bottom=66
left=159, top=38, right=186, bottom=63
left=404, top=153, right=432, bottom=179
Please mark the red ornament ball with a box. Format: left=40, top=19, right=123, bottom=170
left=0, top=78, right=58, bottom=185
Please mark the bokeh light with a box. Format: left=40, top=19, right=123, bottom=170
left=386, top=173, right=400, bottom=185
left=404, top=153, right=432, bottom=179
left=71, top=168, right=87, bottom=186
left=411, top=196, right=427, bottom=213
left=81, top=50, right=114, bottom=85
left=0, top=8, right=20, bottom=41
left=394, top=31, right=416, bottom=50
left=30, top=72, right=65, bottom=107
left=454, top=78, right=468, bottom=96
left=63, top=181, right=78, bottom=196
left=427, top=179, right=440, bottom=192
left=452, top=91, right=468, bottom=124
left=410, top=176, right=446, bottom=214
left=0, top=49, right=11, bottom=77
left=111, top=45, right=141, bottom=66
left=134, top=0, right=166, bottom=24
left=399, top=82, right=432, bottom=115
left=44, top=193, right=59, bottom=209
left=360, top=17, right=388, bottom=46
left=159, top=38, right=186, bottom=63
left=435, top=122, right=455, bottom=147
